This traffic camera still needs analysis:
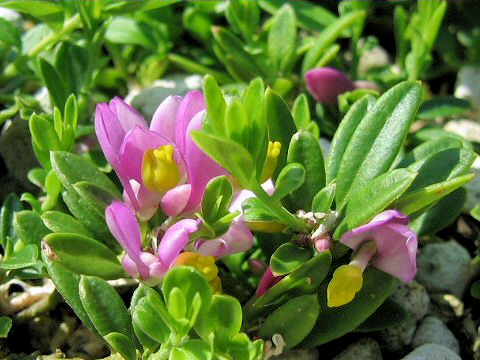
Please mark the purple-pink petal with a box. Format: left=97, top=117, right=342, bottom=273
left=106, top=201, right=149, bottom=278
left=175, top=90, right=206, bottom=155
left=305, top=67, right=355, bottom=105
left=256, top=267, right=282, bottom=297
left=150, top=95, right=182, bottom=143
left=95, top=103, right=125, bottom=167
left=183, top=110, right=227, bottom=212
left=157, top=219, right=199, bottom=267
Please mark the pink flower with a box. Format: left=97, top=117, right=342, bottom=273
left=95, top=92, right=225, bottom=220
left=106, top=200, right=199, bottom=283
left=305, top=67, right=355, bottom=105
left=256, top=267, right=282, bottom=297
left=340, top=210, right=418, bottom=282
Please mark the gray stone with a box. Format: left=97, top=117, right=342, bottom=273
left=271, top=349, right=318, bottom=360
left=390, top=281, right=430, bottom=322
left=416, top=241, right=471, bottom=298
left=378, top=319, right=417, bottom=353
left=0, top=119, right=38, bottom=191
left=455, top=66, right=480, bottom=111
left=402, top=344, right=461, bottom=360
left=332, top=337, right=382, bottom=360
left=412, top=316, right=460, bottom=355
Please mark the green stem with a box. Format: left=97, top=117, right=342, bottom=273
left=251, top=182, right=310, bottom=233
left=28, top=14, right=82, bottom=57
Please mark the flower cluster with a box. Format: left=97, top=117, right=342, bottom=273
left=95, top=93, right=253, bottom=286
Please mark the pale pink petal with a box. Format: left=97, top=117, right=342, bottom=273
left=157, top=219, right=199, bottom=267
left=370, top=223, right=418, bottom=282
left=150, top=95, right=182, bottom=142
left=161, top=184, right=192, bottom=217
left=305, top=67, right=355, bottom=105
left=109, top=97, right=148, bottom=131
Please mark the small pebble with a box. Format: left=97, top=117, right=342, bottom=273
left=377, top=319, right=417, bottom=353
left=412, top=316, right=460, bottom=355
left=416, top=241, right=471, bottom=298
left=332, top=337, right=382, bottom=360
left=390, top=281, right=430, bottom=322
left=401, top=343, right=461, bottom=360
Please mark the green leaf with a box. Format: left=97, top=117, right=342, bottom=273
left=195, top=295, right=242, bottom=350
left=470, top=280, right=480, bottom=300
left=130, top=286, right=160, bottom=352
left=302, top=11, right=366, bottom=74
left=243, top=78, right=268, bottom=179
left=311, top=184, right=336, bottom=213
left=55, top=42, right=88, bottom=97
left=268, top=4, right=297, bottom=74
left=79, top=275, right=133, bottom=338
left=273, top=163, right=305, bottom=201
left=228, top=333, right=264, bottom=360
left=0, top=18, right=20, bottom=48
left=287, top=131, right=326, bottom=210
left=343, top=169, right=417, bottom=232
left=405, top=148, right=476, bottom=193
left=212, top=27, right=267, bottom=81
left=397, top=137, right=463, bottom=168
left=335, top=82, right=422, bottom=208
left=0, top=245, right=38, bottom=269
left=265, top=89, right=297, bottom=179
left=326, top=95, right=375, bottom=183
left=356, top=298, right=407, bottom=332
left=259, top=295, right=319, bottom=349
left=43, top=233, right=125, bottom=280
left=292, top=94, right=311, bottom=131
left=133, top=296, right=172, bottom=345
left=396, top=173, right=474, bottom=215
left=203, top=75, right=226, bottom=136
left=104, top=332, right=137, bottom=360
left=162, top=267, right=213, bottom=327
left=270, top=243, right=313, bottom=276
left=202, top=176, right=233, bottom=224
left=411, top=188, right=466, bottom=236
left=170, top=340, right=213, bottom=360
left=51, top=151, right=120, bottom=197
left=103, top=0, right=180, bottom=14
left=38, top=58, right=68, bottom=110
left=191, top=131, right=255, bottom=189
left=471, top=204, right=480, bottom=222
left=42, top=211, right=92, bottom=237
left=242, top=198, right=281, bottom=224
left=13, top=210, right=50, bottom=248
left=1, top=194, right=22, bottom=249
left=73, top=181, right=119, bottom=214
left=0, top=317, right=12, bottom=338
left=106, top=17, right=156, bottom=50
left=29, top=114, right=61, bottom=169
left=301, top=268, right=395, bottom=347
left=225, top=99, right=249, bottom=148
left=259, top=0, right=336, bottom=32
left=0, top=1, right=63, bottom=27
left=226, top=0, right=259, bottom=42
left=42, top=252, right=98, bottom=337
left=247, top=251, right=332, bottom=320
left=418, top=96, right=470, bottom=119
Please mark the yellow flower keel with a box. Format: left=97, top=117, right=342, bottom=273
left=327, top=264, right=363, bottom=307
